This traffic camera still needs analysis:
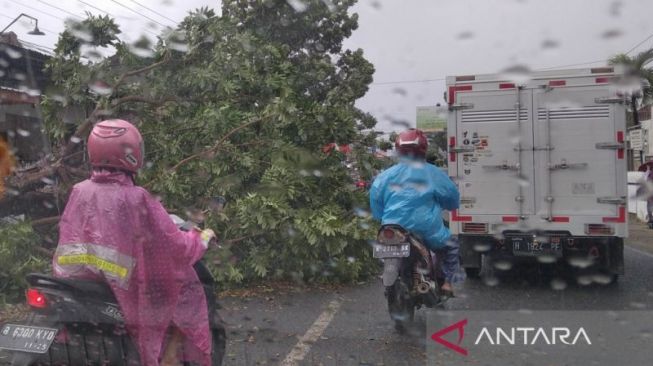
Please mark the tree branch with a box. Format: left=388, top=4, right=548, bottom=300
left=113, top=53, right=170, bottom=89
left=171, top=116, right=267, bottom=171
left=31, top=216, right=61, bottom=227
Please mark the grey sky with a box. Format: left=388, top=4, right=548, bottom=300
left=3, top=0, right=653, bottom=133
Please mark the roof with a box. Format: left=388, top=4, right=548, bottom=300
left=0, top=32, right=51, bottom=93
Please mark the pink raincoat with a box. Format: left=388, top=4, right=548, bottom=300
left=54, top=170, right=211, bottom=365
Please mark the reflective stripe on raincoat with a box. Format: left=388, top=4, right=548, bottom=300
left=370, top=159, right=460, bottom=250
left=54, top=170, right=211, bottom=366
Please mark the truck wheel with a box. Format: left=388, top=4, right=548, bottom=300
left=464, top=267, right=481, bottom=279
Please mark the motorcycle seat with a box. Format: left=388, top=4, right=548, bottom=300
left=26, top=273, right=115, bottom=300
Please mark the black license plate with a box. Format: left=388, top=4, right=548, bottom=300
left=511, top=236, right=563, bottom=257
left=0, top=324, right=57, bottom=354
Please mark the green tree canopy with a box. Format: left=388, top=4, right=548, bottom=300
left=9, top=0, right=381, bottom=286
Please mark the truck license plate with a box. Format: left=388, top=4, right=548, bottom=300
left=0, top=324, right=57, bottom=354
left=511, top=237, right=563, bottom=257
left=373, top=244, right=410, bottom=258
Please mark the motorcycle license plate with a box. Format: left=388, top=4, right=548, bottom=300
left=0, top=324, right=57, bottom=354
left=373, top=244, right=410, bottom=258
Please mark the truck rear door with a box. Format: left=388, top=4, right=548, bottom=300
left=454, top=88, right=534, bottom=217
left=532, top=85, right=622, bottom=220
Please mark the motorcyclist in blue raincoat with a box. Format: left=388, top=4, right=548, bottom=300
left=370, top=129, right=461, bottom=294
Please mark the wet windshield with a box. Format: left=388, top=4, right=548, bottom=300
left=1, top=1, right=653, bottom=365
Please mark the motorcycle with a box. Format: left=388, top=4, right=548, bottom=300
left=0, top=214, right=226, bottom=366
left=373, top=224, right=444, bottom=332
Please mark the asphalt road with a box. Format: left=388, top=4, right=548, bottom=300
left=221, top=222, right=653, bottom=366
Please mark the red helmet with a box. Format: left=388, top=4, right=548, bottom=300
left=395, top=129, right=428, bottom=158
left=87, top=119, right=144, bottom=173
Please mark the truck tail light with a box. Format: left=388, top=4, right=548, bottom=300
left=462, top=222, right=489, bottom=234
left=585, top=224, right=614, bottom=236
left=26, top=288, right=47, bottom=309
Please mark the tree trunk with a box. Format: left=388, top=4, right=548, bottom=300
left=631, top=95, right=640, bottom=126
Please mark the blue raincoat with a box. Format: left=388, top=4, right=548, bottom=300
left=370, top=159, right=460, bottom=250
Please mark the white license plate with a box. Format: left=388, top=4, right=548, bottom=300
left=373, top=244, right=410, bottom=258
left=0, top=324, right=57, bottom=354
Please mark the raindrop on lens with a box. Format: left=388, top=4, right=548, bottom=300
left=5, top=48, right=22, bottom=59
left=286, top=0, right=308, bottom=12
left=540, top=39, right=559, bottom=50
left=550, top=278, right=567, bottom=291
left=16, top=129, right=30, bottom=137
left=601, top=29, right=623, bottom=39
left=536, top=255, right=556, bottom=264
left=89, top=81, right=113, bottom=96
left=493, top=260, right=513, bottom=271
left=473, top=243, right=492, bottom=252
left=483, top=276, right=500, bottom=287
left=70, top=136, right=81, bottom=144
left=499, top=65, right=533, bottom=85
left=456, top=31, right=474, bottom=40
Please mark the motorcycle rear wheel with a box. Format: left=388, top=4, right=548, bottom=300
left=386, top=280, right=414, bottom=333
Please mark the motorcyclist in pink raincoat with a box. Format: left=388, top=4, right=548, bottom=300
left=53, top=119, right=214, bottom=365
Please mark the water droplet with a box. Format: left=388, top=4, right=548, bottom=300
left=16, top=129, right=30, bottom=137
left=601, top=29, right=623, bottom=39
left=540, top=39, right=559, bottom=50
left=312, top=170, right=323, bottom=177
left=70, top=136, right=82, bottom=144
left=593, top=273, right=614, bottom=285
left=41, top=177, right=55, bottom=185
left=576, top=275, right=593, bottom=286
left=0, top=58, right=9, bottom=68
left=347, top=256, right=356, bottom=263
left=145, top=161, right=154, bottom=169
left=516, top=175, right=530, bottom=188
left=391, top=87, right=407, bottom=96
left=286, top=0, right=308, bottom=12
left=320, top=0, right=335, bottom=11
left=536, top=255, right=557, bottom=264
left=568, top=256, right=594, bottom=269
left=169, top=41, right=189, bottom=52
left=370, top=0, right=381, bottom=9
left=473, top=243, right=492, bottom=252
left=630, top=302, right=647, bottom=310
left=89, top=81, right=113, bottom=96
left=4, top=47, right=22, bottom=59
left=0, top=70, right=4, bottom=78
left=550, top=278, right=567, bottom=290
left=499, top=65, right=532, bottom=85
left=483, top=276, right=500, bottom=287
left=299, top=169, right=309, bottom=176
left=493, top=260, right=513, bottom=271
left=43, top=201, right=55, bottom=209
left=456, top=31, right=474, bottom=40
left=354, top=208, right=370, bottom=218
left=609, top=1, right=623, bottom=17
left=128, top=44, right=155, bottom=58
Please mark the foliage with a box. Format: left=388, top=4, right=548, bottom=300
left=34, top=0, right=380, bottom=287
left=0, top=221, right=49, bottom=303
left=609, top=49, right=653, bottom=126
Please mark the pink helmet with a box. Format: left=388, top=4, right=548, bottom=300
left=87, top=119, right=144, bottom=173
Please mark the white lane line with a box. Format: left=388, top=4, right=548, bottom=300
left=280, top=298, right=342, bottom=366
left=625, top=245, right=653, bottom=260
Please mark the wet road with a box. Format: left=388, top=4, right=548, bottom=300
left=221, top=222, right=653, bottom=366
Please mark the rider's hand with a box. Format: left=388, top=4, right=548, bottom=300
left=198, top=228, right=216, bottom=248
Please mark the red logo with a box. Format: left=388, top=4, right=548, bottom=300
left=431, top=319, right=468, bottom=356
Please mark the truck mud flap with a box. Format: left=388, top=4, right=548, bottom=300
left=607, top=238, right=625, bottom=275
left=459, top=236, right=483, bottom=269
left=382, top=258, right=401, bottom=287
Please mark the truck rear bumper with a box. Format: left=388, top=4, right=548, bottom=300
left=459, top=234, right=624, bottom=275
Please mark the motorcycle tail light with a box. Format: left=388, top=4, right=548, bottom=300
left=382, top=229, right=395, bottom=239
left=26, top=288, right=47, bottom=309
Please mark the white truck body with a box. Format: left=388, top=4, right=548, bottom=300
left=446, top=67, right=627, bottom=274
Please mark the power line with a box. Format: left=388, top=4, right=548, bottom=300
left=36, top=0, right=84, bottom=20
left=372, top=77, right=446, bottom=86
left=76, top=0, right=160, bottom=37
left=127, top=0, right=178, bottom=24
left=625, top=31, right=653, bottom=55
left=6, top=0, right=66, bottom=21
left=536, top=59, right=607, bottom=71
left=109, top=0, right=171, bottom=28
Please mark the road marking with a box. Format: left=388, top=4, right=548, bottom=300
left=626, top=245, right=653, bottom=260
left=280, top=298, right=342, bottom=366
